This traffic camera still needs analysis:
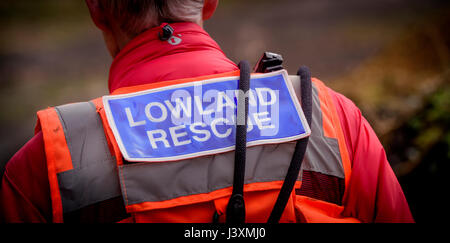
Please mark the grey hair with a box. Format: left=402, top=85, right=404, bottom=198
left=100, top=0, right=204, bottom=37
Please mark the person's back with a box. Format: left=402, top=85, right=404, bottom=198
left=0, top=0, right=414, bottom=223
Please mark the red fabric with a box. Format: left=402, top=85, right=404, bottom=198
left=329, top=88, right=414, bottom=222
left=0, top=132, right=52, bottom=222
left=108, top=22, right=237, bottom=93
left=0, top=22, right=413, bottom=223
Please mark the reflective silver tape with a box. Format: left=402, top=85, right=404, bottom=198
left=55, top=102, right=122, bottom=213
left=119, top=79, right=345, bottom=206
left=120, top=142, right=296, bottom=206
left=300, top=84, right=345, bottom=179
left=51, top=77, right=345, bottom=211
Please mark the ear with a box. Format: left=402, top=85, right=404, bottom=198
left=202, top=0, right=219, bottom=21
left=85, top=0, right=110, bottom=31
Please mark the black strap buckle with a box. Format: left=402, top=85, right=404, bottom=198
left=253, top=52, right=284, bottom=73
left=158, top=24, right=174, bottom=41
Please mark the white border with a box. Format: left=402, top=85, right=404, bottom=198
left=102, top=70, right=311, bottom=162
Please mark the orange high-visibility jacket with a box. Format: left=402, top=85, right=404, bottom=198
left=35, top=71, right=357, bottom=223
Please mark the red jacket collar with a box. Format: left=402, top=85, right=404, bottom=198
left=108, top=22, right=238, bottom=93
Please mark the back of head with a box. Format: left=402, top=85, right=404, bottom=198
left=100, top=0, right=204, bottom=38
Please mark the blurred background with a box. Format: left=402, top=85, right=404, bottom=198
left=0, top=0, right=449, bottom=222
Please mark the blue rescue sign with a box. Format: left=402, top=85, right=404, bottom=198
left=103, top=70, right=311, bottom=162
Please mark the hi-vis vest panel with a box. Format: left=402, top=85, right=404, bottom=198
left=36, top=70, right=357, bottom=223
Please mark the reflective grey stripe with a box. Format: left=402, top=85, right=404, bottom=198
left=51, top=76, right=345, bottom=211
left=300, top=84, right=345, bottom=179
left=120, top=142, right=296, bottom=205
left=55, top=102, right=121, bottom=213
left=119, top=77, right=345, bottom=206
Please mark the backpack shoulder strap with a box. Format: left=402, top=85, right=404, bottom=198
left=267, top=66, right=313, bottom=223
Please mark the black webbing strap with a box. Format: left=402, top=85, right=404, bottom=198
left=225, top=61, right=251, bottom=224
left=267, top=66, right=313, bottom=223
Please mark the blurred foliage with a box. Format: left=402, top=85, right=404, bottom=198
left=330, top=11, right=450, bottom=141
left=0, top=0, right=86, bottom=24
left=391, top=81, right=450, bottom=222
left=0, top=0, right=110, bottom=177
left=327, top=8, right=450, bottom=222
left=386, top=78, right=450, bottom=175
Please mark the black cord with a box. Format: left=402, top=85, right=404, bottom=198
left=267, top=66, right=313, bottom=223
left=225, top=61, right=251, bottom=224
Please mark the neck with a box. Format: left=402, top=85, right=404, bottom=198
left=107, top=21, right=205, bottom=57
left=107, top=22, right=238, bottom=93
